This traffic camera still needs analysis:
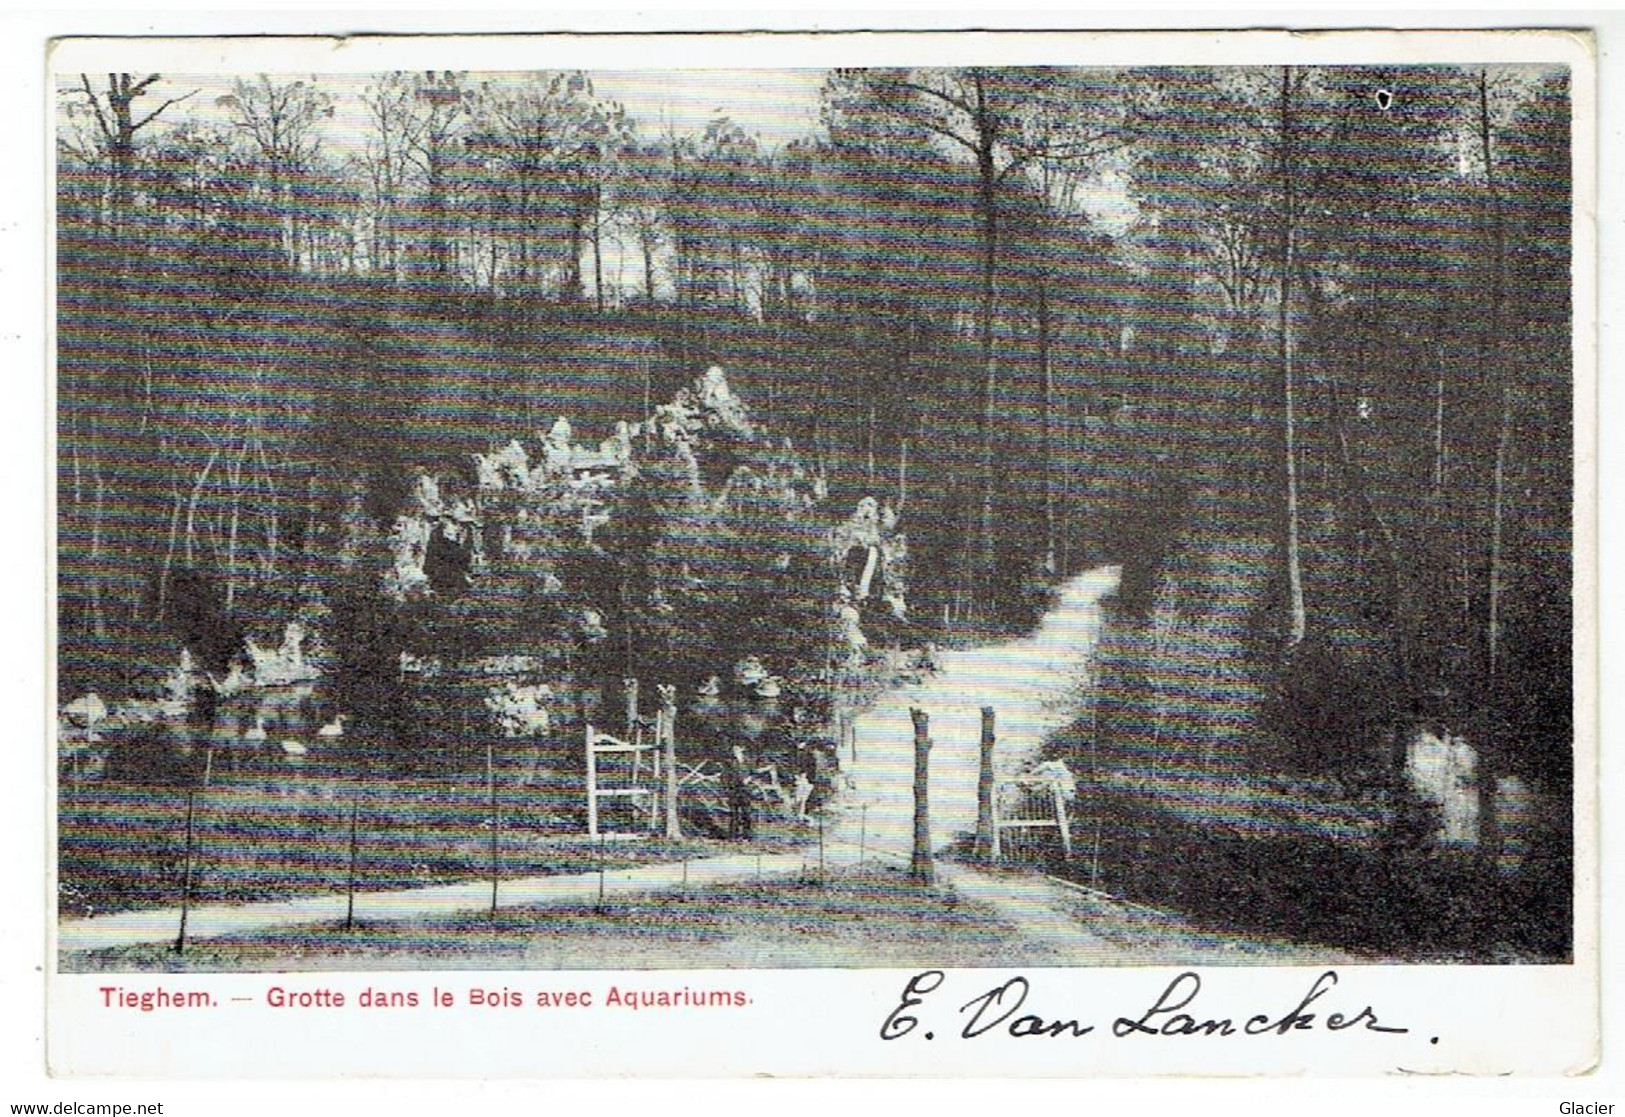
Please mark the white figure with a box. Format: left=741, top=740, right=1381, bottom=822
left=64, top=693, right=108, bottom=741
left=1406, top=729, right=1480, bottom=846
left=278, top=623, right=308, bottom=676
left=580, top=609, right=609, bottom=642
left=735, top=656, right=768, bottom=687
left=853, top=496, right=880, bottom=535
left=543, top=417, right=575, bottom=473
left=603, top=421, right=633, bottom=465
left=415, top=474, right=444, bottom=516
left=1026, top=759, right=1078, bottom=803
left=793, top=772, right=815, bottom=822
left=210, top=661, right=251, bottom=696
left=697, top=366, right=752, bottom=433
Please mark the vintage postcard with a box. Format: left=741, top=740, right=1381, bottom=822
left=45, top=27, right=1597, bottom=1080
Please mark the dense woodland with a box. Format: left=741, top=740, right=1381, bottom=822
left=57, top=66, right=1573, bottom=878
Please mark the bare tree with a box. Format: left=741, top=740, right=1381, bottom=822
left=827, top=68, right=1136, bottom=603
left=617, top=139, right=672, bottom=303
left=73, top=74, right=197, bottom=243
left=406, top=72, right=471, bottom=280
left=221, top=76, right=333, bottom=268
left=64, top=75, right=195, bottom=638
left=360, top=74, right=425, bottom=280
left=1275, top=66, right=1307, bottom=648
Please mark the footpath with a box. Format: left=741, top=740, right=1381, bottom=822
left=59, top=566, right=1156, bottom=963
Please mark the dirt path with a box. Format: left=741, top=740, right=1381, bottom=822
left=58, top=566, right=1125, bottom=960
left=932, top=862, right=1118, bottom=963
left=56, top=843, right=879, bottom=957
left=67, top=563, right=1312, bottom=969
left=832, top=565, right=1120, bottom=855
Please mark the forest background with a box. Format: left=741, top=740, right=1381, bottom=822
left=54, top=60, right=1574, bottom=954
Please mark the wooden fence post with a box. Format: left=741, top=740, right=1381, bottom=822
left=623, top=677, right=639, bottom=742
left=909, top=707, right=933, bottom=884
left=662, top=689, right=681, bottom=840
left=976, top=706, right=998, bottom=862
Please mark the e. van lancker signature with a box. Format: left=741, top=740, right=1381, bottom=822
left=880, top=970, right=1411, bottom=1042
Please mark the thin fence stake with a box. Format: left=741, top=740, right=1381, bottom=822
left=345, top=793, right=359, bottom=930
left=174, top=788, right=197, bottom=954
left=818, top=812, right=825, bottom=882
left=662, top=691, right=681, bottom=839
left=596, top=833, right=606, bottom=912
left=1091, top=816, right=1103, bottom=889
left=488, top=738, right=499, bottom=916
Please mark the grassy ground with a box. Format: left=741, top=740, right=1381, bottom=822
left=1047, top=764, right=1571, bottom=963
left=63, top=863, right=1039, bottom=971
left=57, top=759, right=809, bottom=919
left=63, top=856, right=1383, bottom=973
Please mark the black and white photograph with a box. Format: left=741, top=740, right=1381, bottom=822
left=39, top=25, right=1599, bottom=1082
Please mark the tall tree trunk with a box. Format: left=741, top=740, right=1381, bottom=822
left=1038, top=277, right=1055, bottom=573
left=866, top=388, right=877, bottom=486
left=257, top=443, right=279, bottom=581
left=304, top=475, right=320, bottom=560
left=898, top=437, right=909, bottom=510
left=641, top=234, right=656, bottom=303
left=80, top=77, right=146, bottom=637
left=1478, top=68, right=1507, bottom=867
left=184, top=448, right=220, bottom=567
left=564, top=200, right=586, bottom=301
left=427, top=159, right=449, bottom=277
left=1433, top=363, right=1447, bottom=510
left=89, top=471, right=106, bottom=639
left=593, top=183, right=605, bottom=312
left=1277, top=66, right=1307, bottom=648
left=158, top=484, right=184, bottom=621
left=280, top=171, right=297, bottom=269
left=976, top=130, right=1000, bottom=588
left=225, top=452, right=243, bottom=610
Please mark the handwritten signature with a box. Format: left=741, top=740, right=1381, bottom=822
left=880, top=970, right=1410, bottom=1042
